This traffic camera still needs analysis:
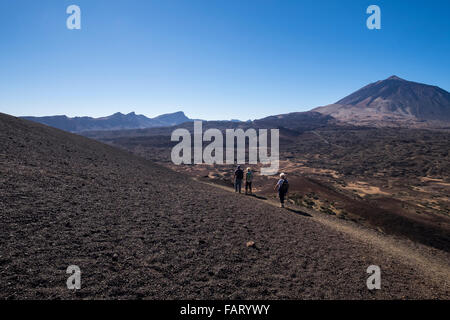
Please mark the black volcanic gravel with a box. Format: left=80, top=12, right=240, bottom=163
left=0, top=113, right=448, bottom=299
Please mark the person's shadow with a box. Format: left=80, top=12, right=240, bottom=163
left=285, top=207, right=312, bottom=217
left=250, top=194, right=267, bottom=200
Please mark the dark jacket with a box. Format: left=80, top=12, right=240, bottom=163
left=235, top=168, right=244, bottom=180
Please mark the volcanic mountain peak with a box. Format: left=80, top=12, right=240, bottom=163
left=387, top=75, right=405, bottom=81
left=314, top=76, right=450, bottom=127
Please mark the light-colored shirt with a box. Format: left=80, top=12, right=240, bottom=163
left=276, top=179, right=288, bottom=191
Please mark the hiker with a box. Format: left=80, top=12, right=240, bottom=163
left=234, top=165, right=244, bottom=193
left=274, top=173, right=289, bottom=208
left=245, top=167, right=253, bottom=195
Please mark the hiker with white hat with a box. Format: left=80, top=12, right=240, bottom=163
left=274, top=173, right=289, bottom=208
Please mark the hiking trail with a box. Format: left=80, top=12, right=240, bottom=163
left=192, top=177, right=450, bottom=291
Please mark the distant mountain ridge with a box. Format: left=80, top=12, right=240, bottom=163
left=22, top=111, right=193, bottom=133
left=313, top=76, right=450, bottom=127
left=22, top=76, right=450, bottom=132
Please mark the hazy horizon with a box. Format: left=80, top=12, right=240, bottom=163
left=12, top=74, right=450, bottom=121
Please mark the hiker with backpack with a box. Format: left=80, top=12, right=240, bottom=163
left=245, top=167, right=253, bottom=195
left=274, top=173, right=289, bottom=208
left=234, top=165, right=244, bottom=193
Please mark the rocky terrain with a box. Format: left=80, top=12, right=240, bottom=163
left=81, top=76, right=450, bottom=254
left=1, top=112, right=449, bottom=299
left=86, top=120, right=450, bottom=253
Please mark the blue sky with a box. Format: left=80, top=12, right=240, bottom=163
left=0, top=0, right=449, bottom=120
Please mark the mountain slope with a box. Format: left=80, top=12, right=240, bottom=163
left=22, top=111, right=193, bottom=133
left=1, top=112, right=449, bottom=299
left=253, top=111, right=335, bottom=132
left=314, top=76, right=450, bottom=127
left=152, top=111, right=191, bottom=126
left=83, top=111, right=335, bottom=142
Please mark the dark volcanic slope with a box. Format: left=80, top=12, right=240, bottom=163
left=0, top=113, right=449, bottom=299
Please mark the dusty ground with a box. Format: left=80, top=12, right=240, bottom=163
left=100, top=127, right=450, bottom=253
left=1, top=113, right=449, bottom=299
left=134, top=159, right=449, bottom=253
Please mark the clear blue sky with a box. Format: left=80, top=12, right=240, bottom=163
left=0, top=0, right=449, bottom=120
